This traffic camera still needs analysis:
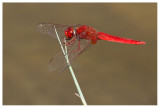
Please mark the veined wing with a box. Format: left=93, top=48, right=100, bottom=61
left=37, top=23, right=82, bottom=40
left=48, top=37, right=91, bottom=72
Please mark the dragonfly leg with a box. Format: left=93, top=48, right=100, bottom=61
left=78, top=40, right=91, bottom=55
left=67, top=35, right=77, bottom=44
left=62, top=35, right=77, bottom=47
left=67, top=35, right=77, bottom=46
left=70, top=38, right=82, bottom=53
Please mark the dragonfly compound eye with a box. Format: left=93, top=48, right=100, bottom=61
left=65, top=27, right=74, bottom=39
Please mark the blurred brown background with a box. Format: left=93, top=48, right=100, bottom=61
left=3, top=3, right=157, bottom=105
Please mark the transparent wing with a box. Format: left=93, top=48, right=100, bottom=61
left=37, top=23, right=82, bottom=40
left=37, top=23, right=92, bottom=72
left=48, top=37, right=92, bottom=72
left=48, top=51, right=66, bottom=72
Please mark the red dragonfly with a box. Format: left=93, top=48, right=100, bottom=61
left=37, top=23, right=145, bottom=72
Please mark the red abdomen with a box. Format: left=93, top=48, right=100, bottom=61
left=97, top=32, right=145, bottom=45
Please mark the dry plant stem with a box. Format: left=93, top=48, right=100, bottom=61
left=54, top=26, right=87, bottom=105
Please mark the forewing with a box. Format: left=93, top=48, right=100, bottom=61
left=37, top=23, right=81, bottom=40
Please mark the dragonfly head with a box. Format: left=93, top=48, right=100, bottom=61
left=65, top=27, right=75, bottom=39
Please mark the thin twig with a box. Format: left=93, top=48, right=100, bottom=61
left=54, top=26, right=87, bottom=105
